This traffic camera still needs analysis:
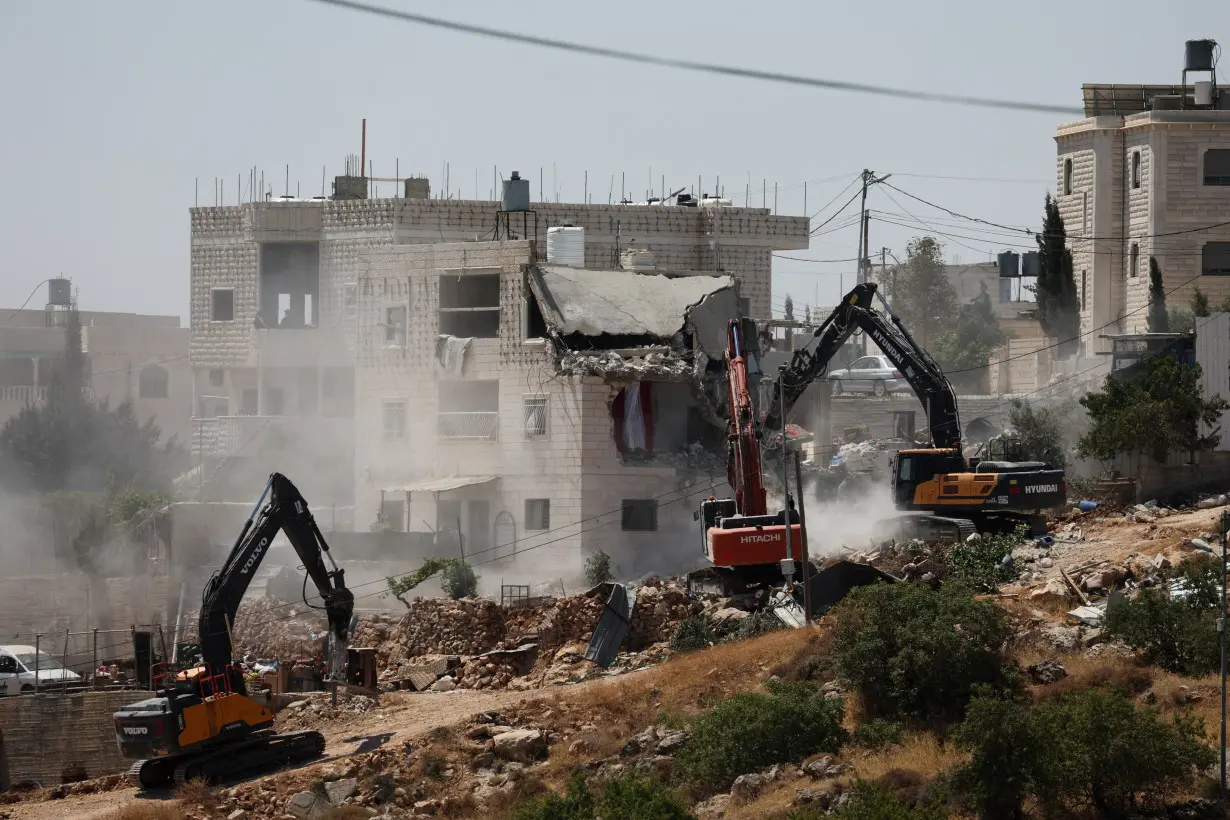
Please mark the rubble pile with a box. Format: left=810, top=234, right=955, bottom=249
left=277, top=693, right=380, bottom=731
left=399, top=597, right=508, bottom=656
left=626, top=578, right=704, bottom=647
left=186, top=597, right=327, bottom=661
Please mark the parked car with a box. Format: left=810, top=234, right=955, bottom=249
left=828, top=355, right=911, bottom=397
left=0, top=645, right=82, bottom=695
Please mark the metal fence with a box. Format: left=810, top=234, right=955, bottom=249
left=436, top=411, right=498, bottom=440
left=2, top=625, right=168, bottom=697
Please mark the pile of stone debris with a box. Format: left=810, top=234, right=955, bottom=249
left=276, top=693, right=381, bottom=731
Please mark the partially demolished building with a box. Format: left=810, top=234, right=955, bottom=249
left=188, top=188, right=809, bottom=583
left=355, top=240, right=741, bottom=583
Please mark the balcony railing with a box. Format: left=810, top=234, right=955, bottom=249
left=436, top=411, right=498, bottom=440
left=0, top=385, right=46, bottom=404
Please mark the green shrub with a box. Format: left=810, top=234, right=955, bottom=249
left=669, top=616, right=714, bottom=653
left=1104, top=557, right=1221, bottom=675
left=678, top=680, right=847, bottom=792
left=947, top=687, right=1215, bottom=819
left=440, top=559, right=478, bottom=599
left=946, top=526, right=1027, bottom=592
left=788, top=781, right=948, bottom=819
left=1030, top=687, right=1215, bottom=817
left=830, top=582, right=1018, bottom=723
left=512, top=772, right=692, bottom=820
left=851, top=718, right=904, bottom=751
left=583, top=550, right=613, bottom=587
left=724, top=608, right=784, bottom=642
left=949, top=693, right=1042, bottom=820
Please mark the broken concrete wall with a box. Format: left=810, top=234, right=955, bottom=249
left=0, top=690, right=154, bottom=789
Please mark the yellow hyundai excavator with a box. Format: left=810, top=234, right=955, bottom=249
left=113, top=473, right=354, bottom=788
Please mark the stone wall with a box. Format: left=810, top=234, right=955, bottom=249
left=0, top=690, right=153, bottom=789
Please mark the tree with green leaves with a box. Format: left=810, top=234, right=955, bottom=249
left=889, top=236, right=958, bottom=349
left=1078, top=355, right=1229, bottom=464
left=1147, top=257, right=1169, bottom=332
left=933, top=282, right=1009, bottom=374
left=1191, top=285, right=1210, bottom=318
left=1034, top=195, right=1080, bottom=356
left=1005, top=399, right=1071, bottom=468
left=783, top=294, right=795, bottom=322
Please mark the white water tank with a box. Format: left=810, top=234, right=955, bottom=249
left=547, top=225, right=586, bottom=267
left=699, top=197, right=733, bottom=208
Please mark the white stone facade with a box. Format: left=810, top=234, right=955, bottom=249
left=1055, top=107, right=1230, bottom=353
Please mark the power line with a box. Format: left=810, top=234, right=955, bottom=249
left=893, top=172, right=1051, bottom=186
left=882, top=182, right=1034, bottom=235
left=304, top=0, right=1083, bottom=116
left=811, top=189, right=864, bottom=236
left=4, top=280, right=52, bottom=323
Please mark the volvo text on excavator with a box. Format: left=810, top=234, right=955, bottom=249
left=696, top=282, right=1065, bottom=592
left=113, top=473, right=355, bottom=788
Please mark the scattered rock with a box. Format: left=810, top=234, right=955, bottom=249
left=795, top=789, right=832, bottom=809
left=287, top=791, right=325, bottom=819
left=324, top=778, right=358, bottom=807
left=492, top=728, right=547, bottom=762
left=730, top=772, right=768, bottom=800
left=695, top=793, right=731, bottom=819
left=226, top=811, right=248, bottom=820
left=430, top=676, right=455, bottom=693
left=656, top=729, right=690, bottom=754
left=1026, top=658, right=1068, bottom=685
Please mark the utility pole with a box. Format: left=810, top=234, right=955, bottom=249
left=854, top=170, right=891, bottom=354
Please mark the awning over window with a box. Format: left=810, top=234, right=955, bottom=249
left=381, top=476, right=498, bottom=494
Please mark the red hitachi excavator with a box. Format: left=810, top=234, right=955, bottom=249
left=694, top=319, right=804, bottom=595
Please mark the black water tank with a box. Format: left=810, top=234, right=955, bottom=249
left=1021, top=251, right=1041, bottom=278
left=997, top=251, right=1020, bottom=278
left=1185, top=39, right=1217, bottom=72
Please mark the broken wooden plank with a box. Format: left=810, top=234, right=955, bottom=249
left=1060, top=568, right=1090, bottom=606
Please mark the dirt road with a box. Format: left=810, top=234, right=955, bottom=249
left=2, top=688, right=547, bottom=820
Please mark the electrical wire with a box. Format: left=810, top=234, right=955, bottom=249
left=4, top=280, right=52, bottom=322
left=810, top=189, right=864, bottom=236
left=304, top=0, right=1084, bottom=116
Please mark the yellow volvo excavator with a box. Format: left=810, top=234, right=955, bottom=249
left=113, top=473, right=355, bottom=788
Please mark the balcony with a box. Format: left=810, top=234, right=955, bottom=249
left=436, top=411, right=498, bottom=440
left=0, top=385, right=47, bottom=406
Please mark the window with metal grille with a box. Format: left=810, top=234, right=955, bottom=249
left=1063, top=158, right=1073, bottom=195
left=525, top=499, right=550, bottom=531
left=385, top=305, right=407, bottom=347
left=383, top=400, right=406, bottom=440
left=342, top=283, right=357, bottom=325
left=1130, top=243, right=1139, bottom=278
left=523, top=395, right=548, bottom=436
left=621, top=499, right=658, bottom=531
left=1203, top=242, right=1230, bottom=276
left=208, top=368, right=225, bottom=387
left=1081, top=270, right=1088, bottom=310
left=1132, top=151, right=1141, bottom=189
left=1203, top=149, right=1230, bottom=186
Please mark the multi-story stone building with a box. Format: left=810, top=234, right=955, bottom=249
left=1055, top=45, right=1230, bottom=353
left=0, top=285, right=190, bottom=443
left=188, top=183, right=809, bottom=582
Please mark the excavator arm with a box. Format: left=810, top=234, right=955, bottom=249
left=762, top=282, right=962, bottom=450
left=199, top=473, right=354, bottom=683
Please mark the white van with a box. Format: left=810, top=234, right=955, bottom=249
left=0, top=645, right=83, bottom=695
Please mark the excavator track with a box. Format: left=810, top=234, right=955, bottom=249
left=880, top=512, right=977, bottom=544
left=131, top=730, right=324, bottom=789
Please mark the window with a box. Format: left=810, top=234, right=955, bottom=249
left=437, top=380, right=499, bottom=439
left=1203, top=242, right=1230, bottom=276
left=385, top=305, right=407, bottom=347
left=621, top=499, right=658, bottom=531
left=259, top=242, right=320, bottom=328
left=1081, top=270, right=1087, bottom=310
left=439, top=272, right=501, bottom=338
left=240, top=388, right=258, bottom=416
left=265, top=387, right=284, bottom=416
left=211, top=288, right=234, bottom=321
left=383, top=400, right=406, bottom=440
left=525, top=499, right=550, bottom=530
left=523, top=395, right=548, bottom=436
left=137, top=364, right=168, bottom=399
left=1203, top=149, right=1230, bottom=186
left=208, top=368, right=225, bottom=387
left=1130, top=243, right=1139, bottom=278
left=1063, top=158, right=1073, bottom=195
left=1132, top=151, right=1141, bottom=189
left=380, top=497, right=405, bottom=532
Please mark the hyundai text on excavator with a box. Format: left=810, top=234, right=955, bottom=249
left=696, top=282, right=1066, bottom=593
left=113, top=473, right=355, bottom=788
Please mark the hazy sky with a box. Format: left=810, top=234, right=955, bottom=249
left=0, top=1, right=1224, bottom=322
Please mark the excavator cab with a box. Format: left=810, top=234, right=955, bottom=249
left=891, top=448, right=966, bottom=508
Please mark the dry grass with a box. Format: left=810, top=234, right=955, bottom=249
left=170, top=777, right=217, bottom=814
left=108, top=802, right=183, bottom=820
left=851, top=733, right=966, bottom=782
